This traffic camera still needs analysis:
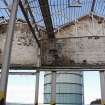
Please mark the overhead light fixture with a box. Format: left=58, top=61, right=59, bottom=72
left=68, top=0, right=82, bottom=7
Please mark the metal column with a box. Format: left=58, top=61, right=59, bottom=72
left=34, top=47, right=40, bottom=105
left=51, top=71, right=56, bottom=105
left=100, top=71, right=105, bottom=105
left=0, top=0, right=19, bottom=104
left=34, top=71, right=40, bottom=105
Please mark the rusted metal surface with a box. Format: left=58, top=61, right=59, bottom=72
left=38, top=0, right=55, bottom=39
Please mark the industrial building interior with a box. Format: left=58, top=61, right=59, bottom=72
left=0, top=0, right=105, bottom=105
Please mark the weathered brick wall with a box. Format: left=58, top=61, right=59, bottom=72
left=0, top=22, right=40, bottom=67
left=41, top=15, right=105, bottom=66
left=1, top=15, right=105, bottom=67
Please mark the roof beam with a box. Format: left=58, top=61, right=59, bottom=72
left=19, top=0, right=40, bottom=47
left=2, top=0, right=11, bottom=17
left=25, top=0, right=41, bottom=37
left=38, top=0, right=55, bottom=39
left=0, top=71, right=36, bottom=75
left=3, top=0, right=11, bottom=12
left=91, top=0, right=96, bottom=12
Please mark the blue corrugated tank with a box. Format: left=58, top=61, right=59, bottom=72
left=44, top=71, right=84, bottom=105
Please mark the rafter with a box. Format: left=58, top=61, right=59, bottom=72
left=2, top=0, right=11, bottom=12
left=38, top=0, right=55, bottom=39
left=25, top=0, right=41, bottom=37
left=19, top=0, right=40, bottom=47
left=91, top=0, right=96, bottom=12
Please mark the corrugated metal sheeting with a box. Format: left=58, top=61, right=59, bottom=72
left=0, top=0, right=105, bottom=29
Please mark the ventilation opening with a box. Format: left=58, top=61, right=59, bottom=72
left=68, top=0, right=82, bottom=7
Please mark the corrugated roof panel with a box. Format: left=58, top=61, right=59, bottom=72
left=0, top=0, right=105, bottom=29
